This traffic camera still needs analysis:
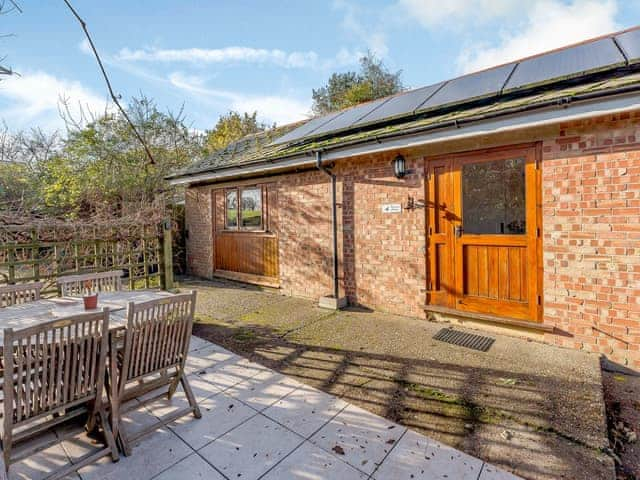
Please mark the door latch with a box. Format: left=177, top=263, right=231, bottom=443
left=454, top=225, right=463, bottom=238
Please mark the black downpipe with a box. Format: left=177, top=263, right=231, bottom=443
left=315, top=151, right=340, bottom=300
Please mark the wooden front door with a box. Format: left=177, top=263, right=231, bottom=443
left=426, top=144, right=541, bottom=322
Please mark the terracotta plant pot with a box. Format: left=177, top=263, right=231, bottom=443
left=83, top=293, right=98, bottom=310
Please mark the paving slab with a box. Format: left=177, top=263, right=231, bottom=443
left=138, top=375, right=222, bottom=416
left=191, top=357, right=266, bottom=391
left=153, top=453, right=226, bottom=480
left=197, top=414, right=304, bottom=480
left=371, top=429, right=483, bottom=479
left=4, top=443, right=79, bottom=480
left=169, top=390, right=257, bottom=450
left=261, top=441, right=367, bottom=480
left=144, top=390, right=218, bottom=426
left=225, top=369, right=301, bottom=411
left=310, top=404, right=407, bottom=476
left=78, top=427, right=191, bottom=480
left=57, top=420, right=108, bottom=466
left=184, top=343, right=238, bottom=374
left=189, top=335, right=212, bottom=353
left=263, top=383, right=348, bottom=438
left=118, top=399, right=164, bottom=439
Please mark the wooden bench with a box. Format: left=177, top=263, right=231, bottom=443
left=0, top=282, right=44, bottom=308
left=57, top=270, right=124, bottom=297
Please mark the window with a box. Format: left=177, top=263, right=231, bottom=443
left=225, top=186, right=263, bottom=230
left=240, top=187, right=263, bottom=229
left=462, top=157, right=526, bottom=234
left=225, top=189, right=238, bottom=229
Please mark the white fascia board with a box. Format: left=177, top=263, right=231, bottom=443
left=169, top=91, right=640, bottom=186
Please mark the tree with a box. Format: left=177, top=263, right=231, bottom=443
left=205, top=111, right=270, bottom=153
left=0, top=96, right=205, bottom=219
left=58, top=96, right=203, bottom=217
left=0, top=125, right=62, bottom=213
left=312, top=51, right=404, bottom=115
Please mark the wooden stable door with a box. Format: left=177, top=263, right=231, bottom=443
left=426, top=144, right=541, bottom=322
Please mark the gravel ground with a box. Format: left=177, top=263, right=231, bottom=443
left=180, top=276, right=615, bottom=480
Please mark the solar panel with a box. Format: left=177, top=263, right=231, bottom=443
left=273, top=35, right=631, bottom=146
left=272, top=111, right=343, bottom=144
left=504, top=38, right=625, bottom=92
left=304, top=96, right=392, bottom=137
left=416, top=63, right=516, bottom=112
left=615, top=29, right=640, bottom=64
left=353, top=82, right=445, bottom=127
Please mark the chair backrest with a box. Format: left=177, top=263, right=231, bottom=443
left=121, top=291, right=196, bottom=383
left=57, top=270, right=124, bottom=297
left=0, top=282, right=44, bottom=308
left=3, top=309, right=110, bottom=426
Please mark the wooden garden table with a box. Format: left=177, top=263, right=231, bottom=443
left=0, top=290, right=175, bottom=346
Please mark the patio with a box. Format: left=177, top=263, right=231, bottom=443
left=2, top=334, right=518, bottom=480
left=186, top=277, right=615, bottom=480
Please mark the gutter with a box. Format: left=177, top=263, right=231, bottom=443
left=315, top=151, right=340, bottom=302
left=169, top=85, right=640, bottom=186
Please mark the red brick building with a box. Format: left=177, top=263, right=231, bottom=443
left=169, top=29, right=640, bottom=370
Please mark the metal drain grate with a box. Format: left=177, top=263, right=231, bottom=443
left=433, top=328, right=495, bottom=352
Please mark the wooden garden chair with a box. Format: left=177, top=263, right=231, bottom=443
left=0, top=282, right=44, bottom=308
left=57, top=270, right=124, bottom=297
left=1, top=309, right=119, bottom=479
left=109, top=291, right=201, bottom=455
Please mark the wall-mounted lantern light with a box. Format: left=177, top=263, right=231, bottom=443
left=392, top=154, right=407, bottom=179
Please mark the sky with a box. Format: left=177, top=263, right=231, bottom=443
left=1, top=0, right=640, bottom=133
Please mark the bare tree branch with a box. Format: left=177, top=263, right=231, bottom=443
left=0, top=0, right=19, bottom=75
left=62, top=0, right=156, bottom=165
left=7, top=0, right=22, bottom=13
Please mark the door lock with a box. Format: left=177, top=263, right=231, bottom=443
left=454, top=225, right=463, bottom=238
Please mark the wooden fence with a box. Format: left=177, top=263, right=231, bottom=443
left=0, top=220, right=174, bottom=295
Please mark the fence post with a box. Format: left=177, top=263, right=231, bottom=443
left=7, top=245, right=15, bottom=285
left=31, top=229, right=40, bottom=281
left=161, top=219, right=174, bottom=291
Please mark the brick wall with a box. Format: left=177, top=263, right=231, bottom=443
left=541, top=112, right=640, bottom=369
left=184, top=187, right=213, bottom=278
left=335, top=153, right=427, bottom=317
left=184, top=111, right=640, bottom=369
left=275, top=170, right=334, bottom=299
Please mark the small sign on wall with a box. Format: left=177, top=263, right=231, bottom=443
left=381, top=203, right=402, bottom=214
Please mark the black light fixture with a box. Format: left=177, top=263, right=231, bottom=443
left=392, top=154, right=406, bottom=178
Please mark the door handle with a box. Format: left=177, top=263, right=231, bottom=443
left=454, top=225, right=463, bottom=238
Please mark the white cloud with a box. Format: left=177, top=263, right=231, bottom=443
left=117, top=46, right=318, bottom=69
left=399, top=0, right=522, bottom=28
left=0, top=70, right=109, bottom=131
left=168, top=72, right=310, bottom=126
left=457, top=0, right=619, bottom=73
left=78, top=38, right=92, bottom=55
left=333, top=0, right=388, bottom=57
left=112, top=44, right=363, bottom=71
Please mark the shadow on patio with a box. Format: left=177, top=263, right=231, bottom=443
left=186, top=277, right=615, bottom=480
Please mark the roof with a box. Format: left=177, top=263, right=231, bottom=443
left=180, top=121, right=308, bottom=176
left=170, top=26, right=640, bottom=183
